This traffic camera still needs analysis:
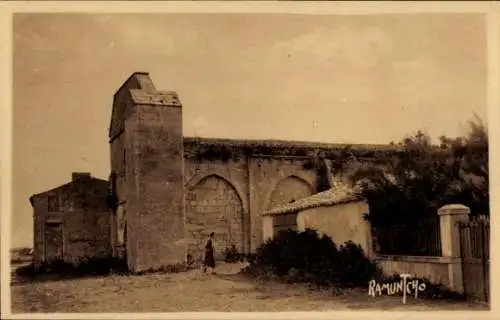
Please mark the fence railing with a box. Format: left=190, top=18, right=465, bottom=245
left=370, top=205, right=490, bottom=300
left=458, top=217, right=490, bottom=302
left=458, top=218, right=490, bottom=260
left=372, top=217, right=442, bottom=256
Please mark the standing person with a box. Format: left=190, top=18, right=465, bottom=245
left=203, top=232, right=216, bottom=273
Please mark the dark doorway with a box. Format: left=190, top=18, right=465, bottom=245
left=45, top=222, right=63, bottom=262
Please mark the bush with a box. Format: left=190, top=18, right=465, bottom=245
left=336, top=241, right=382, bottom=287
left=246, top=253, right=257, bottom=264
left=15, top=256, right=195, bottom=281
left=242, top=229, right=463, bottom=301
left=15, top=256, right=129, bottom=279
left=224, top=244, right=243, bottom=263
left=245, top=229, right=380, bottom=288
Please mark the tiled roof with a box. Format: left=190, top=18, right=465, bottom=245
left=262, top=173, right=363, bottom=216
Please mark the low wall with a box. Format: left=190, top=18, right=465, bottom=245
left=374, top=255, right=452, bottom=287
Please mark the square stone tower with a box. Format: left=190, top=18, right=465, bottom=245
left=108, top=72, right=185, bottom=272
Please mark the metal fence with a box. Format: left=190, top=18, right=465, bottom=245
left=372, top=217, right=442, bottom=256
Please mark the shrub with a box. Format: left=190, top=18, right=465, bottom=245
left=224, top=244, right=242, bottom=263
left=14, top=256, right=195, bottom=281
left=246, top=253, right=257, bottom=264
left=336, top=241, right=382, bottom=288
left=245, top=229, right=379, bottom=288
left=243, top=229, right=463, bottom=301
left=15, top=256, right=129, bottom=280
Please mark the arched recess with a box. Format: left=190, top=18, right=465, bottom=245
left=265, top=175, right=314, bottom=211
left=185, top=174, right=246, bottom=261
left=185, top=172, right=248, bottom=214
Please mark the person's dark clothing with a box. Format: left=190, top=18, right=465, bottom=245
left=204, top=238, right=216, bottom=268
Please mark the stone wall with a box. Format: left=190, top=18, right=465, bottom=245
left=64, top=210, right=111, bottom=264
left=131, top=104, right=185, bottom=271
left=374, top=255, right=451, bottom=287
left=247, top=157, right=316, bottom=250
left=183, top=156, right=317, bottom=254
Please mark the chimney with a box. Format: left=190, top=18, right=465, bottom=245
left=72, top=172, right=91, bottom=181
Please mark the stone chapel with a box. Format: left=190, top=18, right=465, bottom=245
left=107, top=72, right=398, bottom=272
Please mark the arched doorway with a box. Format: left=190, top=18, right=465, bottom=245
left=267, top=175, right=314, bottom=210
left=186, top=175, right=244, bottom=261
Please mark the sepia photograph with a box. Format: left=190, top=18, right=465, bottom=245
left=3, top=2, right=494, bottom=317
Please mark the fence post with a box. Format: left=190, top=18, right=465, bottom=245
left=437, top=204, right=470, bottom=293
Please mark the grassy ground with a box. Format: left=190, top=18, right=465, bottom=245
left=10, top=262, right=489, bottom=313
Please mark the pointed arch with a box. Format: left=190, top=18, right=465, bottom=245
left=265, top=174, right=315, bottom=211
left=185, top=174, right=247, bottom=260
left=186, top=172, right=248, bottom=213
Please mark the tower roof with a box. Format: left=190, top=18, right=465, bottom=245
left=108, top=72, right=182, bottom=140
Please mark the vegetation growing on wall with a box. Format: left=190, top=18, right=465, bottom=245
left=183, top=137, right=402, bottom=163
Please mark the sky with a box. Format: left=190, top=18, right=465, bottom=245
left=12, top=13, right=487, bottom=248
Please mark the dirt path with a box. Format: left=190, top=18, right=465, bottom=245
left=10, top=263, right=489, bottom=313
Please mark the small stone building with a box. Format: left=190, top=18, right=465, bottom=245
left=30, top=172, right=111, bottom=267
left=261, top=168, right=373, bottom=258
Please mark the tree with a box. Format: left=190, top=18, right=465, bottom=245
left=347, top=116, right=488, bottom=227
left=438, top=114, right=489, bottom=216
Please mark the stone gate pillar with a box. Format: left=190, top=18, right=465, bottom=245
left=438, top=204, right=470, bottom=293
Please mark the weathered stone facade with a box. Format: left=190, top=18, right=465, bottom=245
left=108, top=72, right=399, bottom=272
left=30, top=172, right=110, bottom=267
